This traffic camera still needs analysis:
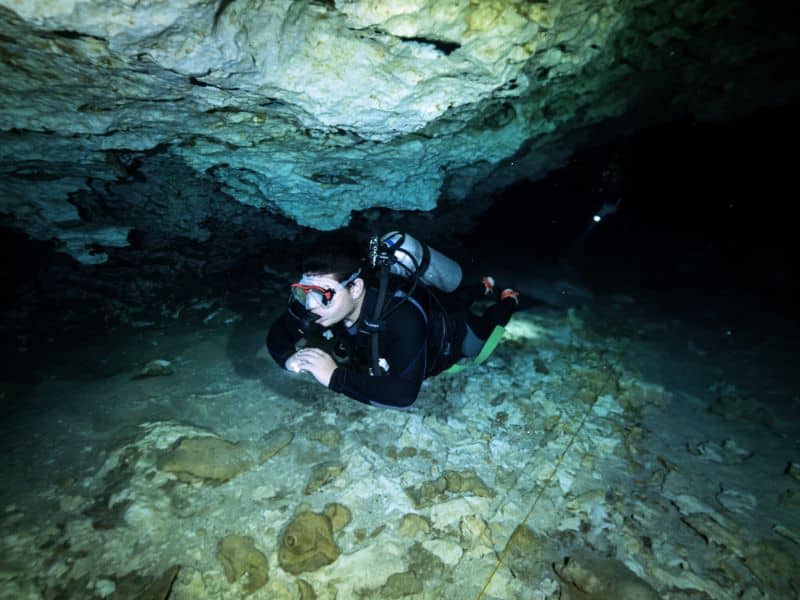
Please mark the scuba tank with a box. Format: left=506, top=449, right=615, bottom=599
left=366, top=231, right=461, bottom=377
left=373, top=231, right=462, bottom=292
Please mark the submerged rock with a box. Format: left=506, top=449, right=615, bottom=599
left=689, top=439, right=753, bottom=464
left=715, top=487, right=757, bottom=515
left=108, top=564, right=181, bottom=600
left=323, top=502, right=352, bottom=532
left=380, top=571, right=423, bottom=598
left=134, top=359, right=174, bottom=379
left=217, top=535, right=268, bottom=595
left=304, top=462, right=345, bottom=495
left=156, top=436, right=252, bottom=482
left=308, top=427, right=342, bottom=448
left=296, top=579, right=316, bottom=600
left=405, top=469, right=494, bottom=508
left=278, top=511, right=341, bottom=575
left=258, top=428, right=294, bottom=463
left=398, top=514, right=431, bottom=538
left=554, top=551, right=659, bottom=599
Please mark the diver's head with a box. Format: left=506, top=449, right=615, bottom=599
left=290, top=270, right=365, bottom=328
left=289, top=237, right=367, bottom=329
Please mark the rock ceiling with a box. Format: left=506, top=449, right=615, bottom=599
left=0, top=0, right=798, bottom=264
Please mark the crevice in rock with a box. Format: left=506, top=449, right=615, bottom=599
left=47, top=30, right=105, bottom=42
left=397, top=35, right=461, bottom=56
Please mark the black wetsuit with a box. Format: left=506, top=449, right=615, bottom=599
left=266, top=286, right=516, bottom=408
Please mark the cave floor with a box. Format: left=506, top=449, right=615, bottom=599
left=1, top=278, right=798, bottom=599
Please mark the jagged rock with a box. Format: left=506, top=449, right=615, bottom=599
left=217, top=535, right=268, bottom=595
left=278, top=511, right=341, bottom=575
left=1, top=0, right=797, bottom=265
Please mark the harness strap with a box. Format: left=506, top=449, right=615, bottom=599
left=399, top=290, right=427, bottom=323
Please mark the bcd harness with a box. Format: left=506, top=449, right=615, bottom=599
left=365, top=235, right=505, bottom=377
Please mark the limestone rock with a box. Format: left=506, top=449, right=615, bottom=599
left=308, top=428, right=341, bottom=448
left=134, top=359, right=174, bottom=379
left=297, top=579, right=316, bottom=600
left=773, top=524, right=800, bottom=547
left=617, top=378, right=670, bottom=410
left=708, top=389, right=776, bottom=429
left=444, top=470, right=494, bottom=497
left=304, top=462, right=345, bottom=495
left=405, top=469, right=494, bottom=508
left=398, top=514, right=431, bottom=538
left=217, top=535, right=268, bottom=595
left=554, top=551, right=660, bottom=600
left=689, top=439, right=753, bottom=464
left=278, top=511, right=341, bottom=575
left=323, top=503, right=352, bottom=532
left=648, top=564, right=731, bottom=599
left=743, top=539, right=800, bottom=596
left=680, top=513, right=745, bottom=557
left=109, top=565, right=180, bottom=600
left=715, top=487, right=757, bottom=515
left=460, top=514, right=494, bottom=557
left=2, top=0, right=796, bottom=262
left=503, top=525, right=550, bottom=583
left=258, top=428, right=294, bottom=463
left=380, top=571, right=423, bottom=598
left=156, top=436, right=251, bottom=482
left=421, top=539, right=462, bottom=566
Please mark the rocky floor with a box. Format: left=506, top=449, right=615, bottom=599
left=0, top=284, right=798, bottom=599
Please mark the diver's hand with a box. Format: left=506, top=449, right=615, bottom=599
left=286, top=348, right=336, bottom=387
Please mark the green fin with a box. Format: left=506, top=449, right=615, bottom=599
left=444, top=325, right=506, bottom=374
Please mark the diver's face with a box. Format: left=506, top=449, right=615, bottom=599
left=298, top=273, right=363, bottom=328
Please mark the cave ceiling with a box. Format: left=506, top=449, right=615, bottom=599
left=0, top=0, right=798, bottom=265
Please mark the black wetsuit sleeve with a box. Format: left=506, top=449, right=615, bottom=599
left=328, top=308, right=427, bottom=408
left=265, top=311, right=304, bottom=369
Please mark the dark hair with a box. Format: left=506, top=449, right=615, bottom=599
left=301, top=235, right=365, bottom=282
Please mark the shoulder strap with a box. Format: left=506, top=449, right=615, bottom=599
left=395, top=289, right=428, bottom=324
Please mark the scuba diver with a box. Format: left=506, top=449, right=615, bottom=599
left=265, top=232, right=522, bottom=408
